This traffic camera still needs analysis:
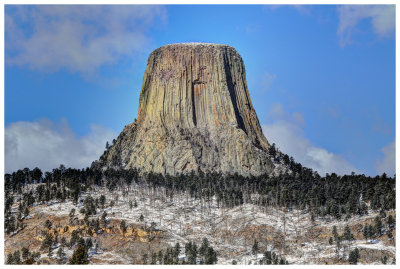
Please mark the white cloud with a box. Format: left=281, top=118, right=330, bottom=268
left=337, top=5, right=395, bottom=47
left=5, top=5, right=166, bottom=74
left=262, top=105, right=358, bottom=175
left=375, top=140, right=395, bottom=176
left=5, top=119, right=117, bottom=173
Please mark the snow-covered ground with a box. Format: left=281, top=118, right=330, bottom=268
left=27, top=184, right=395, bottom=264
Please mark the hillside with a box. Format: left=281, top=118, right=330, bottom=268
left=4, top=167, right=396, bottom=265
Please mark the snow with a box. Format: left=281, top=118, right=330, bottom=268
left=24, top=184, right=395, bottom=264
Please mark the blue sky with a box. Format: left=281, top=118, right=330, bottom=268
left=4, top=5, right=396, bottom=176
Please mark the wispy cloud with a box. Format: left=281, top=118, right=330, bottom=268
left=293, top=5, right=312, bottom=16
left=375, top=140, right=395, bottom=176
left=337, top=5, right=395, bottom=47
left=264, top=4, right=312, bottom=15
left=263, top=104, right=358, bottom=175
left=5, top=119, right=117, bottom=173
left=5, top=5, right=166, bottom=75
left=261, top=72, right=277, bottom=92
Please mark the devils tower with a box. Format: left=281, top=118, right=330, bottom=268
left=96, top=43, right=279, bottom=176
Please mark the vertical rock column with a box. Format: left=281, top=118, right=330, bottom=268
left=97, top=43, right=275, bottom=176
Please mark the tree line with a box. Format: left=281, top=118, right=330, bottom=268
left=5, top=162, right=395, bottom=224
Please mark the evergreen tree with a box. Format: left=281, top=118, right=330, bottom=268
left=70, top=230, right=80, bottom=247
left=174, top=242, right=181, bottom=262
left=120, top=220, right=127, bottom=235
left=387, top=230, right=393, bottom=240
left=48, top=246, right=53, bottom=259
left=382, top=255, right=388, bottom=265
left=252, top=239, right=259, bottom=256
left=40, top=232, right=53, bottom=251
left=332, top=226, right=339, bottom=242
left=13, top=250, right=21, bottom=264
left=24, top=207, right=29, bottom=217
left=99, top=195, right=106, bottom=209
left=85, top=238, right=93, bottom=250
left=343, top=225, right=354, bottom=242
left=363, top=224, right=370, bottom=242
left=142, top=253, right=148, bottom=264
left=69, top=245, right=89, bottom=264
left=6, top=215, right=16, bottom=235
left=374, top=216, right=383, bottom=236
left=151, top=252, right=157, bottom=264
left=6, top=253, right=13, bottom=265
left=101, top=211, right=107, bottom=228
left=57, top=247, right=66, bottom=261
left=21, top=247, right=30, bottom=261
left=158, top=250, right=163, bottom=264
left=348, top=248, right=359, bottom=264
left=387, top=215, right=395, bottom=228
left=44, top=219, right=52, bottom=230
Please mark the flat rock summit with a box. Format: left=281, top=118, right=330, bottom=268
left=95, top=43, right=282, bottom=176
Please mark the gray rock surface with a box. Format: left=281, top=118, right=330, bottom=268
left=96, top=43, right=281, bottom=176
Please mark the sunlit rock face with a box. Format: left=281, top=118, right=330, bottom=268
left=96, top=43, right=277, bottom=176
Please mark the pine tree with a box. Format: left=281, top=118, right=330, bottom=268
left=99, top=195, right=106, bottom=209
left=69, top=245, right=89, bottom=264
left=387, top=215, right=395, bottom=228
left=13, top=250, right=21, bottom=264
left=85, top=238, right=93, bottom=250
left=174, top=242, right=181, bottom=262
left=120, top=220, right=127, bottom=235
left=48, top=246, right=53, bottom=258
left=142, top=253, right=148, bottom=264
left=382, top=255, right=388, bottom=264
left=24, top=207, right=29, bottom=217
left=363, top=224, right=369, bottom=242
left=343, top=225, right=354, bottom=242
left=21, top=247, right=30, bottom=261
left=44, top=219, right=52, bottom=230
left=252, top=239, right=259, bottom=256
left=158, top=250, right=163, bottom=264
left=374, top=216, right=383, bottom=236
left=6, top=253, right=14, bottom=264
left=70, top=230, right=80, bottom=247
left=101, top=211, right=107, bottom=228
left=348, top=248, right=359, bottom=264
left=40, top=232, right=53, bottom=251
left=332, top=225, right=338, bottom=240
left=151, top=252, right=157, bottom=264
left=387, top=230, right=393, bottom=240
left=57, top=247, right=66, bottom=260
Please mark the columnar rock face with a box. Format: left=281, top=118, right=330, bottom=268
left=96, top=43, right=277, bottom=176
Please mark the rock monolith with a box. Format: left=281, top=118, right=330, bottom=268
left=96, top=43, right=280, bottom=176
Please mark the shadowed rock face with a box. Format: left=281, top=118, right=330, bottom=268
left=96, top=43, right=277, bottom=176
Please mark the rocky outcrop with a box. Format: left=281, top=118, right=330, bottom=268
left=96, top=43, right=280, bottom=176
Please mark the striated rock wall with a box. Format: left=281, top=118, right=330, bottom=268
left=96, top=43, right=279, bottom=176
